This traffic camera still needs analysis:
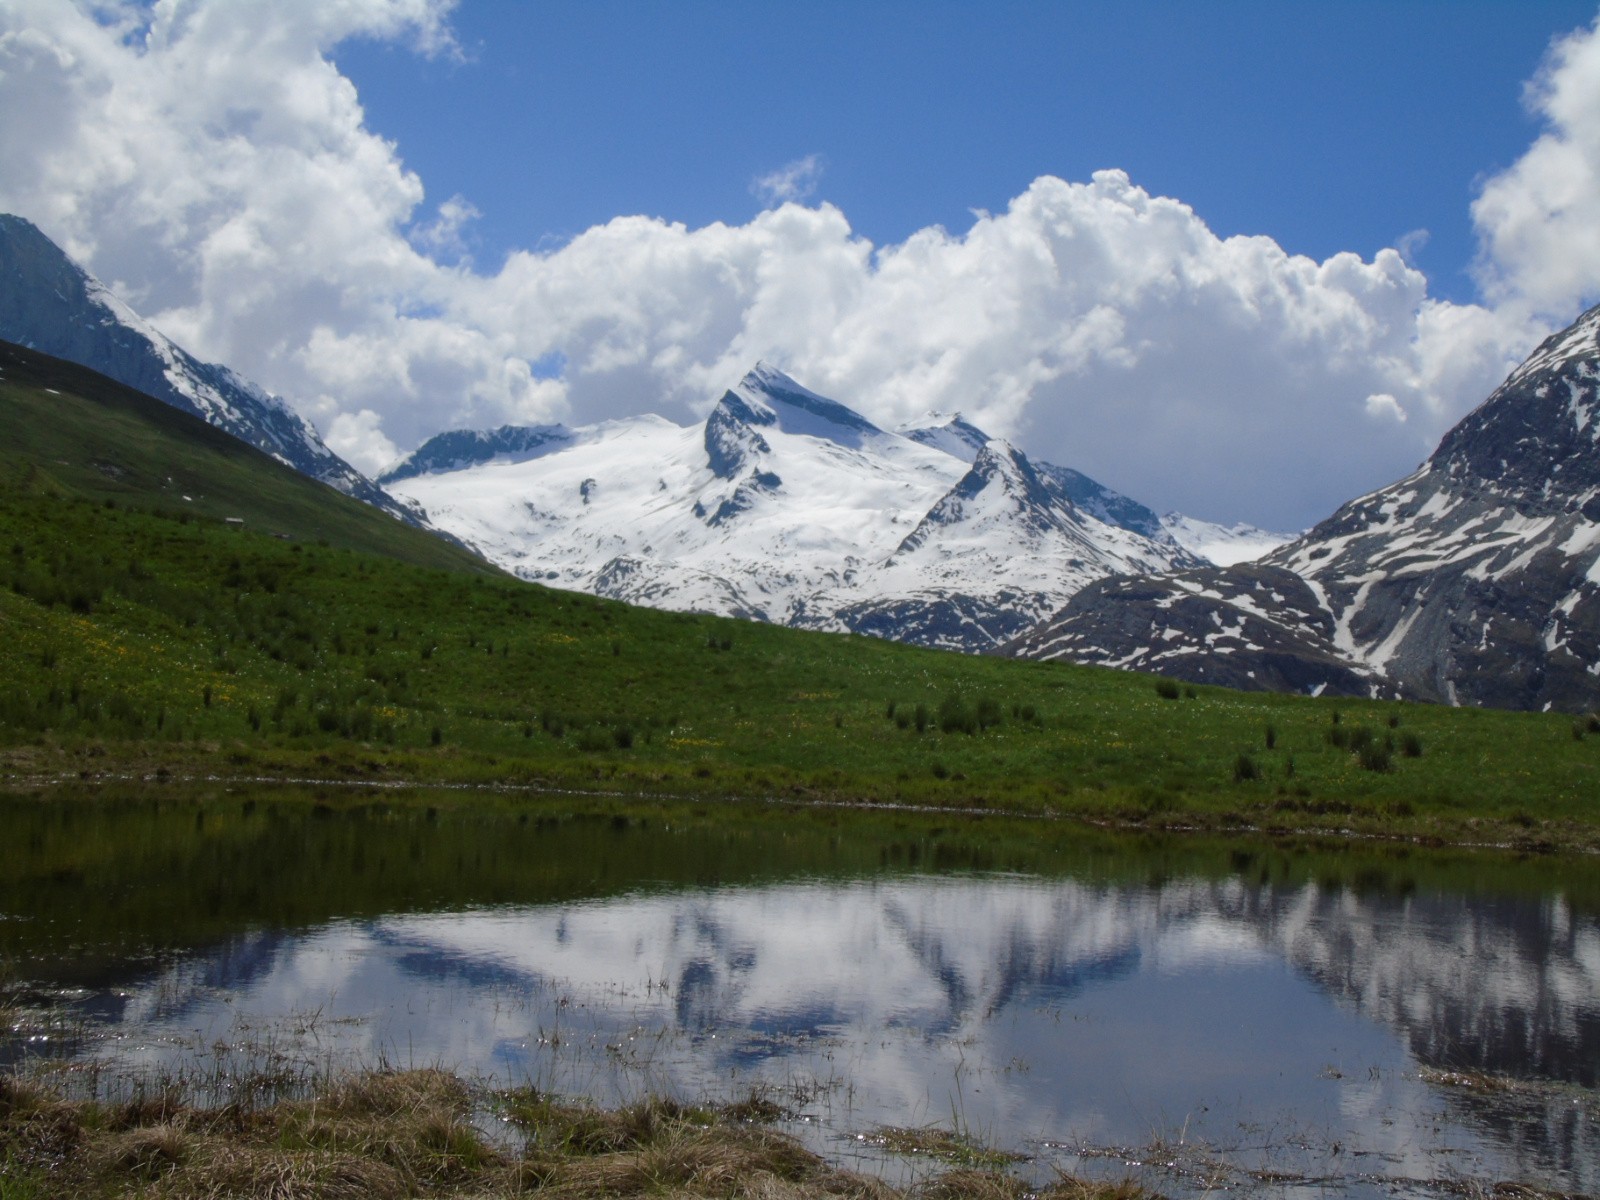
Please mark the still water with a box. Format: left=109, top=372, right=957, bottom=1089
left=2, top=786, right=1596, bottom=1196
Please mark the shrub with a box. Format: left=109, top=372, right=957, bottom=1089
left=612, top=724, right=634, bottom=750
left=913, top=703, right=929, bottom=733
left=1359, top=742, right=1392, bottom=773
left=576, top=726, right=613, bottom=752
left=1401, top=733, right=1422, bottom=758
left=430, top=725, right=442, bottom=746
left=931, top=761, right=949, bottom=780
left=975, top=696, right=1003, bottom=730
left=1233, top=753, right=1259, bottom=782
left=1264, top=724, right=1276, bottom=750
left=1155, top=679, right=1180, bottom=700
left=937, top=695, right=976, bottom=735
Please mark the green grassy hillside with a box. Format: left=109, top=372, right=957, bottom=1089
left=0, top=339, right=493, bottom=573
left=2, top=343, right=1597, bottom=850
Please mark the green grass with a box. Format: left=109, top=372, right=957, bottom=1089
left=3, top=342, right=1600, bottom=852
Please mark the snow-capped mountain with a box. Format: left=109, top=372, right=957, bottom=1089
left=0, top=213, right=418, bottom=524
left=384, top=363, right=1202, bottom=651
left=1011, top=303, right=1600, bottom=711
left=1156, top=512, right=1296, bottom=567
left=900, top=410, right=1295, bottom=565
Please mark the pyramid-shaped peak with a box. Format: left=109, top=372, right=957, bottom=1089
left=738, top=360, right=811, bottom=393
left=722, top=363, right=884, bottom=447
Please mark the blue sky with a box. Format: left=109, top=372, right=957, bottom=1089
left=4, top=1, right=1600, bottom=527
left=336, top=1, right=1595, bottom=303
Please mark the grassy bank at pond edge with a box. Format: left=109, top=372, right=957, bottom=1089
left=0, top=1067, right=1146, bottom=1200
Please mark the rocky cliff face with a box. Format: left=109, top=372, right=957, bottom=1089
left=0, top=214, right=419, bottom=524
left=1011, top=304, right=1600, bottom=711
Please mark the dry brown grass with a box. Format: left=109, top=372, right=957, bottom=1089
left=0, top=1067, right=1156, bottom=1200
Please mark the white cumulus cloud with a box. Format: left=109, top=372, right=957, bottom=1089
left=324, top=407, right=400, bottom=477
left=0, top=2, right=1595, bottom=529
left=1472, top=13, right=1600, bottom=323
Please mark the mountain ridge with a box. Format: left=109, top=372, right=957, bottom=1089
left=1009, top=301, right=1600, bottom=711
left=383, top=364, right=1209, bottom=652
left=0, top=213, right=424, bottom=528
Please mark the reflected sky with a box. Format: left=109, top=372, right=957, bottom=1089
left=25, top=871, right=1597, bottom=1198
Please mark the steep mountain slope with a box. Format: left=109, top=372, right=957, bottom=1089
left=385, top=364, right=1200, bottom=651
left=0, top=338, right=493, bottom=574
left=0, top=213, right=419, bottom=525
left=1011, top=303, right=1600, bottom=711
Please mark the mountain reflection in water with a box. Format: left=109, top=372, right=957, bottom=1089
left=2, top=792, right=1596, bottom=1195
left=28, top=870, right=1598, bottom=1196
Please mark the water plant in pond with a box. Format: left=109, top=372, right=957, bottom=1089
left=865, top=1124, right=1023, bottom=1170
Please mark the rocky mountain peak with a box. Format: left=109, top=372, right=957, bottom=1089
left=1426, top=301, right=1600, bottom=509
left=729, top=363, right=884, bottom=447
left=1502, top=302, right=1600, bottom=390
